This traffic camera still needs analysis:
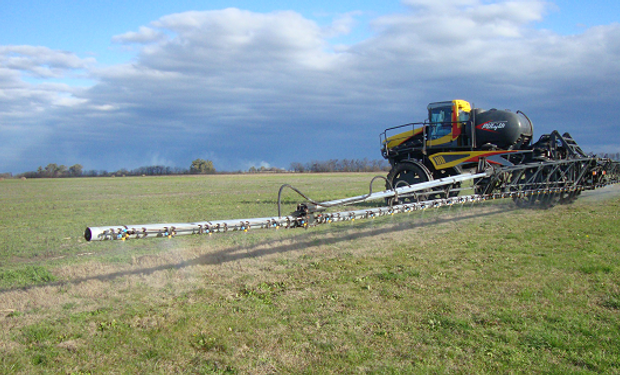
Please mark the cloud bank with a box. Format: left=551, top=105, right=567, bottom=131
left=1, top=0, right=620, bottom=173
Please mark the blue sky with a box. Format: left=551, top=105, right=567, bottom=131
left=1, top=0, right=620, bottom=173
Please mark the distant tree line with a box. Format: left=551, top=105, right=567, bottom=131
left=248, top=165, right=286, bottom=173
left=290, top=158, right=390, bottom=173
left=15, top=159, right=217, bottom=179
left=603, top=152, right=620, bottom=161
left=18, top=163, right=85, bottom=178
left=17, top=163, right=188, bottom=178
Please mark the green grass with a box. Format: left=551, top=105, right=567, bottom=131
left=1, top=175, right=620, bottom=374
left=0, top=266, right=56, bottom=288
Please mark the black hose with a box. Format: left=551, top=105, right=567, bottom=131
left=277, top=175, right=396, bottom=217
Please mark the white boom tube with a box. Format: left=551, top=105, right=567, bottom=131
left=85, top=171, right=488, bottom=241
left=315, top=171, right=487, bottom=208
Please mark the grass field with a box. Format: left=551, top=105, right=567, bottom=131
left=1, top=174, right=619, bottom=374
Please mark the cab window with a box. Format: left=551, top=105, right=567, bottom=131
left=458, top=109, right=470, bottom=122
left=428, top=106, right=453, bottom=140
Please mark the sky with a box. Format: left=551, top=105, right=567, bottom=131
left=1, top=0, right=620, bottom=173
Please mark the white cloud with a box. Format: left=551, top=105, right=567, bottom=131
left=322, top=11, right=362, bottom=39
left=242, top=160, right=275, bottom=171
left=144, top=8, right=339, bottom=71
left=400, top=0, right=478, bottom=11
left=0, top=46, right=94, bottom=119
left=0, top=45, right=94, bottom=78
left=112, top=26, right=166, bottom=44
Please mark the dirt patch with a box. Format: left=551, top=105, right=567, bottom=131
left=57, top=339, right=84, bottom=353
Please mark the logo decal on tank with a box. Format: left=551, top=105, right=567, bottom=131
left=477, top=121, right=507, bottom=132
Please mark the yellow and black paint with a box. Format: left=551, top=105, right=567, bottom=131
left=429, top=150, right=520, bottom=170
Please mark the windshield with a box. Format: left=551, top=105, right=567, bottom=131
left=430, top=106, right=451, bottom=124
left=428, top=106, right=452, bottom=140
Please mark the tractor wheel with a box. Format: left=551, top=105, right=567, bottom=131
left=386, top=162, right=433, bottom=204
left=432, top=166, right=462, bottom=197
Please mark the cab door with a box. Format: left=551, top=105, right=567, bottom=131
left=426, top=100, right=472, bottom=148
left=427, top=102, right=455, bottom=147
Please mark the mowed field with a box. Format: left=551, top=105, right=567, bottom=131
left=1, top=174, right=619, bottom=374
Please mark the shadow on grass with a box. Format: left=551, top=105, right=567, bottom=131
left=0, top=203, right=516, bottom=293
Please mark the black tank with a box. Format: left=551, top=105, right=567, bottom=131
left=473, top=108, right=533, bottom=149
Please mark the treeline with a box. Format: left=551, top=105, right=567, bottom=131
left=14, top=159, right=216, bottom=179
left=4, top=158, right=391, bottom=179
left=19, top=164, right=85, bottom=178
left=290, top=158, right=390, bottom=173
left=17, top=164, right=192, bottom=179
left=603, top=152, right=620, bottom=161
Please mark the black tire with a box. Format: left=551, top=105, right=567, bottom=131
left=386, top=162, right=432, bottom=204
left=432, top=166, right=462, bottom=197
